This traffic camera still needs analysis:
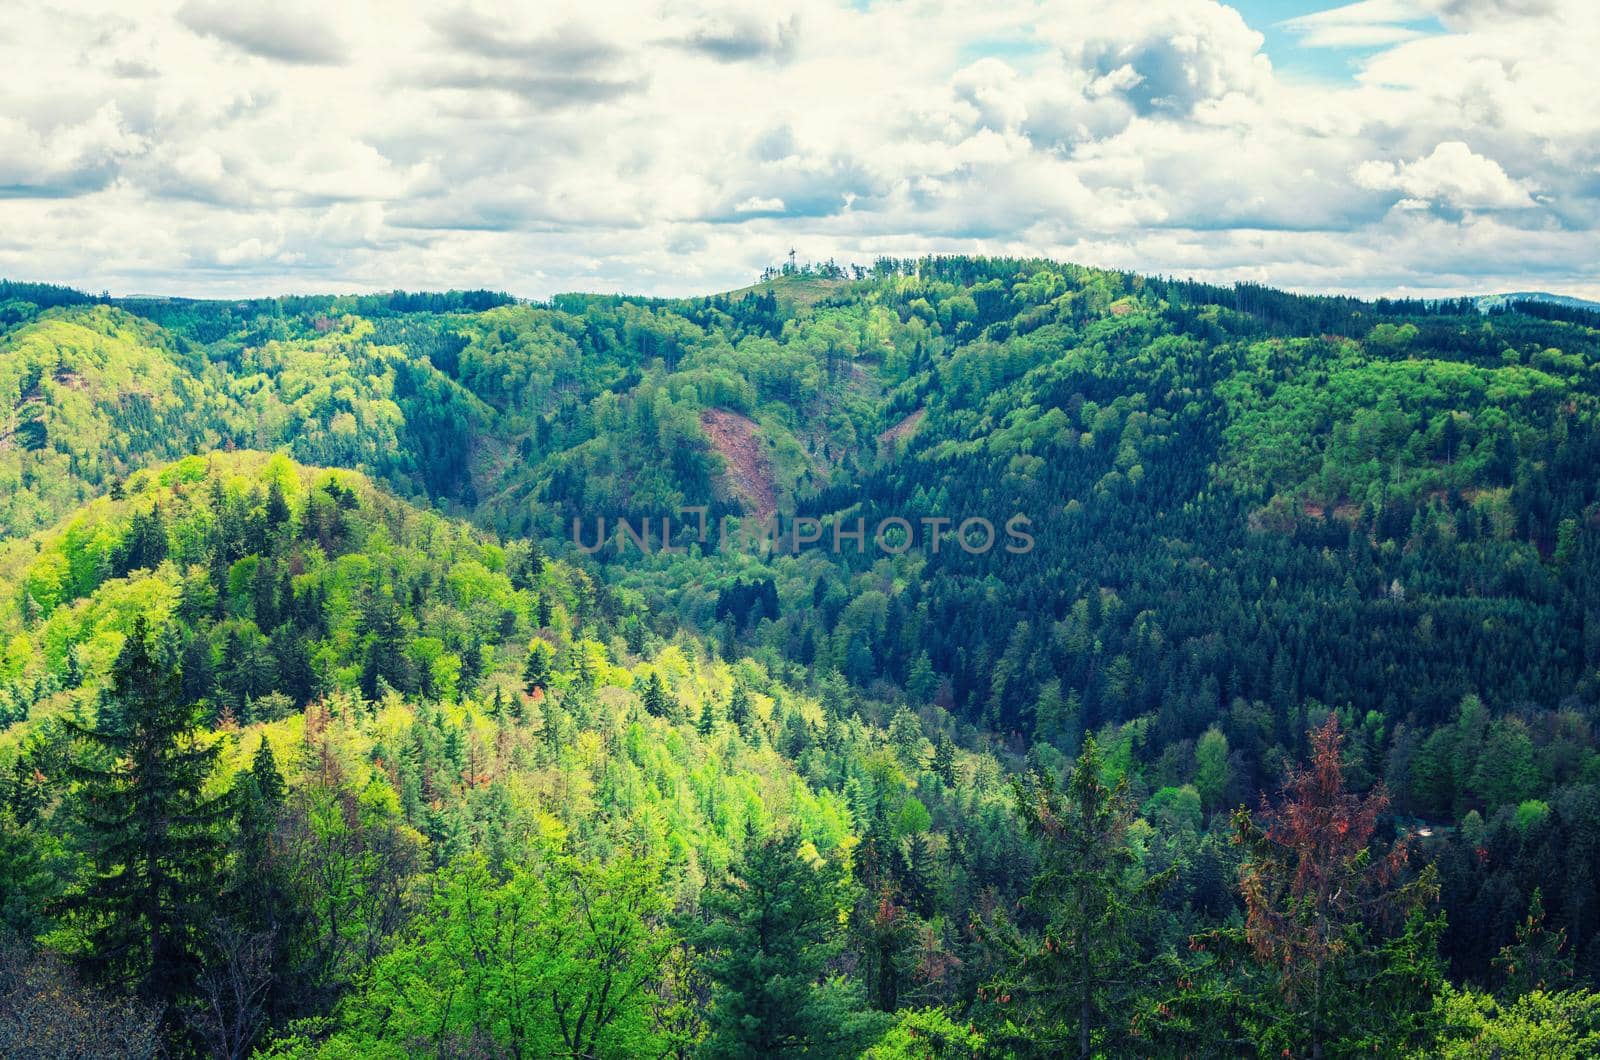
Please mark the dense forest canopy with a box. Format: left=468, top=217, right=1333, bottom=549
left=3, top=258, right=1600, bottom=1056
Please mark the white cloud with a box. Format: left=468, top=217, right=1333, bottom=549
left=0, top=102, right=144, bottom=195
left=1281, top=0, right=1432, bottom=48
left=177, top=0, right=350, bottom=65
left=0, top=0, right=1593, bottom=300
left=1353, top=141, right=1536, bottom=209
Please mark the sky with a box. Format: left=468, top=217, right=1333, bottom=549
left=0, top=0, right=1595, bottom=301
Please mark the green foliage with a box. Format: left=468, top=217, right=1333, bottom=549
left=57, top=615, right=227, bottom=1031
left=979, top=736, right=1174, bottom=1057
left=1496, top=888, right=1573, bottom=997
left=1419, top=985, right=1600, bottom=1059
left=318, top=850, right=675, bottom=1057
left=864, top=1006, right=985, bottom=1058
left=1193, top=726, right=1231, bottom=812
left=696, top=831, right=888, bottom=1057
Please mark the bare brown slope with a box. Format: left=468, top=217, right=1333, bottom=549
left=700, top=408, right=777, bottom=520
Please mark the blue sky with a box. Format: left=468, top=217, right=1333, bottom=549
left=1243, top=0, right=1454, bottom=84
left=0, top=0, right=1593, bottom=300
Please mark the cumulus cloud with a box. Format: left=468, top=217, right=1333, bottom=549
left=1353, top=141, right=1535, bottom=209
left=0, top=0, right=1593, bottom=300
left=177, top=1, right=350, bottom=65
left=1040, top=1, right=1270, bottom=117
left=0, top=103, right=145, bottom=197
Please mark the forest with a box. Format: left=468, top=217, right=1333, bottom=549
left=2, top=258, right=1600, bottom=1056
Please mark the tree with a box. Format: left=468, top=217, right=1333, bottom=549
left=729, top=682, right=752, bottom=729
left=641, top=670, right=673, bottom=719
left=1193, top=725, right=1232, bottom=812
left=264, top=478, right=291, bottom=529
left=1496, top=888, right=1573, bottom=998
left=865, top=1006, right=985, bottom=1058
left=888, top=707, right=927, bottom=769
left=63, top=616, right=228, bottom=1029
left=0, top=933, right=160, bottom=1058
left=1419, top=985, right=1600, bottom=1059
left=979, top=736, right=1173, bottom=1058
left=272, top=760, right=424, bottom=1019
left=1233, top=715, right=1442, bottom=1058
left=323, top=850, right=677, bottom=1057
left=907, top=652, right=937, bottom=704
left=523, top=639, right=554, bottom=695
left=931, top=734, right=958, bottom=786
left=697, top=831, right=886, bottom=1057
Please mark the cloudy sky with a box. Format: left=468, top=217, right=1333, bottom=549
left=0, top=0, right=1595, bottom=300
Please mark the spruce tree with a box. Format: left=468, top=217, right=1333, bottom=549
left=641, top=670, right=672, bottom=718
left=728, top=682, right=751, bottom=728
left=523, top=640, right=553, bottom=694
left=1495, top=888, right=1572, bottom=997
left=980, top=736, right=1173, bottom=1058
left=65, top=616, right=228, bottom=1024
left=697, top=831, right=886, bottom=1057
left=1233, top=716, right=1443, bottom=1058
left=932, top=733, right=958, bottom=786
left=226, top=737, right=287, bottom=968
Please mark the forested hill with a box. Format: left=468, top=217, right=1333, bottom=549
left=3, top=261, right=1600, bottom=1055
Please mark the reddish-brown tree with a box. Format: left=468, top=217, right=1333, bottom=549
left=1234, top=714, right=1439, bottom=1058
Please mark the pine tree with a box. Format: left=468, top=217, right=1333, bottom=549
left=932, top=734, right=958, bottom=786
left=1495, top=888, right=1572, bottom=998
left=64, top=616, right=228, bottom=1026
left=980, top=735, right=1174, bottom=1058
left=697, top=697, right=716, bottom=737
left=523, top=640, right=553, bottom=694
left=697, top=832, right=886, bottom=1057
left=641, top=670, right=672, bottom=719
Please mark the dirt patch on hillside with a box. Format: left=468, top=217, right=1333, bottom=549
left=701, top=409, right=777, bottom=519
left=1302, top=501, right=1362, bottom=522
left=878, top=408, right=926, bottom=448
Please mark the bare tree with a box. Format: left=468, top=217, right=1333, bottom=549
left=186, top=920, right=275, bottom=1060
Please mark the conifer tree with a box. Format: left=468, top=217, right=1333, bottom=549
left=932, top=734, right=958, bottom=786
left=523, top=640, right=553, bottom=695
left=1233, top=715, right=1442, bottom=1058
left=65, top=615, right=228, bottom=1025
left=728, top=682, right=751, bottom=728
left=980, top=735, right=1173, bottom=1058
left=1495, top=888, right=1572, bottom=998
left=641, top=670, right=672, bottom=719
left=697, top=831, right=886, bottom=1057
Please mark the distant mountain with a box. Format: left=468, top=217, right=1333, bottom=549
left=1475, top=290, right=1600, bottom=312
